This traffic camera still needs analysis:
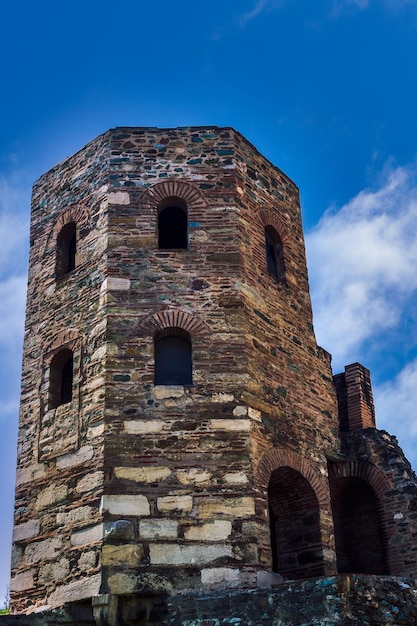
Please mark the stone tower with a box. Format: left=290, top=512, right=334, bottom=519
left=9, top=127, right=417, bottom=625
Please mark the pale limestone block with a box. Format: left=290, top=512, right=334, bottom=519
left=100, top=277, right=131, bottom=293
left=152, top=386, right=185, bottom=400
left=248, top=407, right=262, bottom=421
left=13, top=519, right=40, bottom=542
left=35, top=484, right=68, bottom=510
left=47, top=573, right=101, bottom=608
left=139, top=519, right=178, bottom=539
left=56, top=445, right=94, bottom=470
left=57, top=505, right=97, bottom=527
left=71, top=523, right=103, bottom=547
left=222, top=471, right=249, bottom=485
left=78, top=550, right=98, bottom=572
left=176, top=468, right=212, bottom=486
left=87, top=424, right=105, bottom=440
left=211, top=393, right=234, bottom=403
left=38, top=558, right=70, bottom=584
left=124, top=420, right=164, bottom=434
left=16, top=463, right=46, bottom=486
left=102, top=544, right=143, bottom=567
left=91, top=345, right=106, bottom=362
left=233, top=405, right=248, bottom=416
left=157, top=495, right=192, bottom=513
left=107, top=572, right=136, bottom=595
left=76, top=471, right=104, bottom=494
left=198, top=497, right=255, bottom=519
left=149, top=543, right=232, bottom=566
left=201, top=567, right=240, bottom=586
left=10, top=570, right=35, bottom=592
left=25, top=537, right=62, bottom=564
left=184, top=520, right=232, bottom=541
left=114, top=466, right=171, bottom=483
left=108, top=191, right=130, bottom=205
left=208, top=419, right=251, bottom=431
left=101, top=495, right=150, bottom=516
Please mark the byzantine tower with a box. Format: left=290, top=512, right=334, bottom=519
left=8, top=127, right=417, bottom=625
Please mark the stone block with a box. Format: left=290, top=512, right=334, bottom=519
left=57, top=505, right=97, bottom=527
left=71, top=523, right=103, bottom=547
left=198, top=497, right=255, bottom=519
left=114, top=466, right=171, bottom=483
left=102, top=544, right=144, bottom=566
left=152, top=386, right=185, bottom=400
left=222, top=471, right=249, bottom=485
left=78, top=550, right=98, bottom=572
left=124, top=420, right=164, bottom=434
left=149, top=543, right=233, bottom=566
left=15, top=463, right=45, bottom=486
left=76, top=471, right=104, bottom=494
left=139, top=519, right=178, bottom=539
left=38, top=558, right=70, bottom=584
left=104, top=520, right=136, bottom=542
left=56, top=445, right=94, bottom=469
left=201, top=567, right=240, bottom=586
left=108, top=191, right=130, bottom=205
left=184, top=520, right=232, bottom=541
left=25, top=536, right=62, bottom=564
left=35, top=483, right=68, bottom=510
left=101, top=495, right=151, bottom=516
left=157, top=495, right=193, bottom=513
left=176, top=469, right=212, bottom=486
left=9, top=570, right=35, bottom=592
left=208, top=419, right=251, bottom=431
left=13, top=519, right=40, bottom=542
left=47, top=573, right=101, bottom=608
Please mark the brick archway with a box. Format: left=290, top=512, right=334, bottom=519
left=140, top=180, right=208, bottom=214
left=136, top=308, right=210, bottom=338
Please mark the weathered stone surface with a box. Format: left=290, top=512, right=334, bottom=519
left=101, top=495, right=150, bottom=516
left=157, top=496, right=193, bottom=513
left=149, top=543, right=233, bottom=565
left=114, top=466, right=171, bottom=482
left=25, top=537, right=62, bottom=564
left=198, top=497, right=255, bottom=519
left=47, top=573, right=101, bottom=608
left=12, top=519, right=40, bottom=542
left=70, top=524, right=103, bottom=546
left=139, top=519, right=178, bottom=539
left=102, top=544, right=144, bottom=566
left=184, top=520, right=232, bottom=541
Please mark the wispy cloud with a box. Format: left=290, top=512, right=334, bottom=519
left=331, top=0, right=417, bottom=17
left=306, top=162, right=417, bottom=371
left=374, top=359, right=417, bottom=467
left=238, top=0, right=284, bottom=27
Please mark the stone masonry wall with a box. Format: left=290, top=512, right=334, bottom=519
left=10, top=134, right=111, bottom=613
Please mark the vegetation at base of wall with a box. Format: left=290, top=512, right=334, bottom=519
left=0, top=608, right=9, bottom=615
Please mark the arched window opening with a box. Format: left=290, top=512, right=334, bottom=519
left=265, top=226, right=285, bottom=283
left=56, top=222, right=77, bottom=278
left=158, top=198, right=188, bottom=249
left=330, top=477, right=388, bottom=575
left=154, top=328, right=192, bottom=385
left=48, top=348, right=74, bottom=409
left=268, top=467, right=325, bottom=580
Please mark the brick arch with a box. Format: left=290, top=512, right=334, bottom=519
left=328, top=459, right=391, bottom=500
left=44, top=328, right=80, bottom=360
left=140, top=180, right=208, bottom=213
left=257, top=208, right=289, bottom=245
left=256, top=446, right=329, bottom=509
left=137, top=309, right=210, bottom=338
left=45, top=205, right=90, bottom=253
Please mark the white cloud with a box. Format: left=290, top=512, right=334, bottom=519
left=306, top=163, right=417, bottom=370
left=374, top=359, right=417, bottom=469
left=238, top=0, right=284, bottom=27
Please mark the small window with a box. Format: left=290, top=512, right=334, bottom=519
left=48, top=348, right=73, bottom=409
left=154, top=329, right=192, bottom=385
left=56, top=222, right=76, bottom=278
left=158, top=198, right=188, bottom=249
left=265, top=226, right=286, bottom=283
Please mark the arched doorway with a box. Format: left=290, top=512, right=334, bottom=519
left=268, top=466, right=325, bottom=579
left=330, top=477, right=388, bottom=574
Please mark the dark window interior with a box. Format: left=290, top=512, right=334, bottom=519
left=154, top=330, right=192, bottom=385
left=265, top=226, right=285, bottom=283
left=56, top=222, right=76, bottom=278
left=158, top=204, right=188, bottom=249
left=48, top=348, right=74, bottom=409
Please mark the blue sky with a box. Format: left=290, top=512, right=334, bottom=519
left=1, top=0, right=417, bottom=604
